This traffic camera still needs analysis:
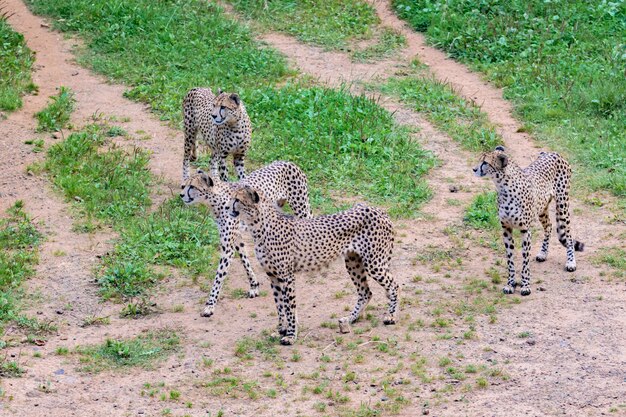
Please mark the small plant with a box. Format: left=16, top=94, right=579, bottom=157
left=35, top=86, right=75, bottom=132
left=55, top=346, right=69, bottom=355
left=464, top=192, right=499, bottom=230
left=0, top=360, right=25, bottom=378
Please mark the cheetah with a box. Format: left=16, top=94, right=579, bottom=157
left=229, top=186, right=398, bottom=345
left=180, top=161, right=311, bottom=317
left=473, top=146, right=584, bottom=296
left=182, top=88, right=251, bottom=181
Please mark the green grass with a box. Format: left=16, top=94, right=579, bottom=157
left=0, top=360, right=25, bottom=378
left=43, top=123, right=152, bottom=224
left=98, top=198, right=219, bottom=301
left=393, top=0, right=626, bottom=199
left=464, top=192, right=499, bottom=230
left=0, top=201, right=42, bottom=331
left=0, top=19, right=36, bottom=112
left=376, top=63, right=502, bottom=152
left=352, top=27, right=407, bottom=62
left=229, top=0, right=379, bottom=50
left=593, top=247, right=626, bottom=279
left=75, top=329, right=180, bottom=372
left=26, top=0, right=289, bottom=125
left=35, top=86, right=76, bottom=132
left=246, top=84, right=436, bottom=216
left=26, top=0, right=437, bottom=215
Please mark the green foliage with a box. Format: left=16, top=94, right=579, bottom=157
left=230, top=0, right=379, bottom=50
left=464, top=192, right=499, bottom=230
left=0, top=202, right=42, bottom=329
left=248, top=84, right=436, bottom=216
left=393, top=0, right=626, bottom=198
left=0, top=19, right=36, bottom=112
left=44, top=123, right=152, bottom=223
left=594, top=246, right=626, bottom=278
left=76, top=329, right=180, bottom=372
left=26, top=0, right=289, bottom=125
left=352, top=27, right=407, bottom=62
left=378, top=69, right=502, bottom=151
left=27, top=0, right=436, bottom=215
left=35, top=87, right=75, bottom=132
left=98, top=198, right=219, bottom=300
left=0, top=360, right=25, bottom=378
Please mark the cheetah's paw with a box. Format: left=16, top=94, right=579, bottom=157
left=338, top=317, right=351, bottom=334
left=383, top=315, right=396, bottom=325
left=280, top=335, right=296, bottom=345
left=502, top=285, right=515, bottom=295
left=520, top=286, right=531, bottom=296
left=201, top=305, right=215, bottom=318
left=248, top=288, right=259, bottom=298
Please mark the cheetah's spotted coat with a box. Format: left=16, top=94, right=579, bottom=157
left=182, top=88, right=251, bottom=181
left=180, top=161, right=311, bottom=317
left=474, top=146, right=584, bottom=296
left=229, top=186, right=398, bottom=345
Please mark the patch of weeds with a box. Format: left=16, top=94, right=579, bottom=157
left=55, top=346, right=69, bottom=355
left=464, top=192, right=499, bottom=230
left=35, top=86, right=75, bottom=132
left=76, top=329, right=179, bottom=372
left=202, top=376, right=260, bottom=399
left=593, top=247, right=626, bottom=279
left=119, top=297, right=157, bottom=318
left=234, top=331, right=280, bottom=362
left=352, top=27, right=406, bottom=62
left=25, top=138, right=45, bottom=153
left=0, top=19, right=36, bottom=112
left=43, top=123, right=152, bottom=223
left=393, top=0, right=626, bottom=199
left=376, top=64, right=502, bottom=152
left=0, top=201, right=42, bottom=331
left=0, top=359, right=25, bottom=378
left=230, top=0, right=379, bottom=50
left=98, top=198, right=219, bottom=300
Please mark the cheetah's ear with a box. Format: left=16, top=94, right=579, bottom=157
left=497, top=154, right=508, bottom=169
left=200, top=172, right=214, bottom=187
left=495, top=145, right=505, bottom=152
left=248, top=189, right=260, bottom=204
left=217, top=88, right=223, bottom=95
left=229, top=93, right=241, bottom=106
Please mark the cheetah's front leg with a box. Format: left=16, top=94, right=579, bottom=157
left=202, top=232, right=236, bottom=317
left=233, top=153, right=246, bottom=180
left=280, top=274, right=298, bottom=346
left=520, top=229, right=532, bottom=296
left=233, top=231, right=259, bottom=298
left=270, top=279, right=287, bottom=337
left=501, top=224, right=517, bottom=294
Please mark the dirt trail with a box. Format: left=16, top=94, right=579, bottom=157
left=1, top=1, right=625, bottom=416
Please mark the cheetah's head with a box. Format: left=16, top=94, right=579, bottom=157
left=180, top=170, right=215, bottom=205
left=229, top=185, right=262, bottom=224
left=473, top=146, right=508, bottom=178
left=212, top=91, right=242, bottom=126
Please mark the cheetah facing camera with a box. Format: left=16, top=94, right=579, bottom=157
left=474, top=146, right=584, bottom=296
left=180, top=161, right=311, bottom=318
left=182, top=88, right=251, bottom=181
left=229, top=186, right=399, bottom=345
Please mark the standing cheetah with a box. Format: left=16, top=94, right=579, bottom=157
left=180, top=161, right=311, bottom=317
left=473, top=146, right=584, bottom=296
left=229, top=186, right=398, bottom=345
left=182, top=88, right=251, bottom=181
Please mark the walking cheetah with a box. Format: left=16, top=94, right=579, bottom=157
left=182, top=88, right=251, bottom=181
left=229, top=186, right=398, bottom=345
left=473, top=146, right=584, bottom=296
left=180, top=161, right=311, bottom=317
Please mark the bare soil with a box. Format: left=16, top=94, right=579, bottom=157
left=1, top=1, right=625, bottom=416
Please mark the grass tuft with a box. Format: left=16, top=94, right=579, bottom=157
left=76, top=329, right=180, bottom=372
left=0, top=201, right=42, bottom=331
left=464, top=192, right=499, bottom=230
left=35, top=86, right=75, bottom=132
left=0, top=19, right=36, bottom=112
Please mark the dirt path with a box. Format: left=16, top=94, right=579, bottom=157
left=1, top=1, right=625, bottom=416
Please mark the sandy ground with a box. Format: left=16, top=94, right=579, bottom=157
left=1, top=0, right=625, bottom=416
